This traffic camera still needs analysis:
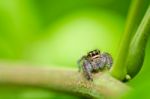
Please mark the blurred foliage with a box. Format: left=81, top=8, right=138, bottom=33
left=0, top=0, right=150, bottom=99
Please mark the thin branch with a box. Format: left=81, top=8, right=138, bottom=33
left=0, top=62, right=131, bottom=99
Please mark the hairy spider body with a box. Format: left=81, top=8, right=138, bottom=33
left=78, top=49, right=113, bottom=80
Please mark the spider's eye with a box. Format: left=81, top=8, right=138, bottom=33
left=93, top=50, right=98, bottom=54
left=88, top=50, right=100, bottom=57
left=88, top=52, right=92, bottom=57
left=96, top=49, right=100, bottom=54
left=89, top=53, right=91, bottom=56
left=94, top=50, right=99, bottom=55
left=96, top=52, right=98, bottom=55
left=92, top=53, right=95, bottom=56
left=93, top=51, right=97, bottom=56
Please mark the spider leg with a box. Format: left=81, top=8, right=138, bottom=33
left=97, top=55, right=106, bottom=70
left=101, top=52, right=113, bottom=69
left=77, top=56, right=86, bottom=72
left=77, top=59, right=82, bottom=72
left=82, top=60, right=93, bottom=80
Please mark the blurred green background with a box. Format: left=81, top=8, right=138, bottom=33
left=0, top=0, right=150, bottom=99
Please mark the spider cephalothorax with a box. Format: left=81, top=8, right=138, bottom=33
left=78, top=49, right=113, bottom=80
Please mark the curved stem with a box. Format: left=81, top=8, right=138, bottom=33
left=0, top=62, right=131, bottom=99
left=110, top=0, right=145, bottom=80
left=126, top=5, right=150, bottom=78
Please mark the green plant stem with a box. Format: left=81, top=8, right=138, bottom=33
left=110, top=0, right=144, bottom=80
left=126, top=5, right=150, bottom=78
left=0, top=62, right=131, bottom=99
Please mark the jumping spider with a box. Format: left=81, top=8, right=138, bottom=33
left=77, top=49, right=113, bottom=80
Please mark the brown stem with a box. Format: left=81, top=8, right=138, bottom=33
left=0, top=62, right=131, bottom=99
